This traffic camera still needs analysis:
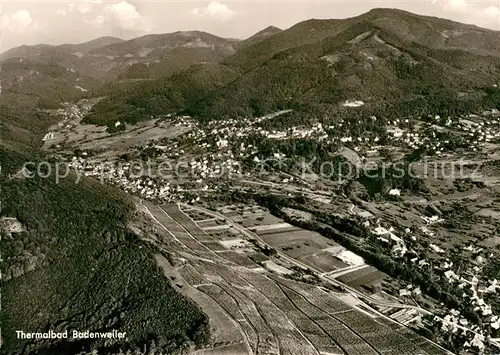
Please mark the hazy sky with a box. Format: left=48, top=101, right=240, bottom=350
left=1, top=0, right=500, bottom=51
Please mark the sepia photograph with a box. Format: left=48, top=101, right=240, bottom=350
left=1, top=0, right=500, bottom=354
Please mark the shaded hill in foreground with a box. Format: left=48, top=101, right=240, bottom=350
left=0, top=156, right=210, bottom=354
left=0, top=45, right=211, bottom=355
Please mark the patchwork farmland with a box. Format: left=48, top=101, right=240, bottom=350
left=134, top=200, right=453, bottom=355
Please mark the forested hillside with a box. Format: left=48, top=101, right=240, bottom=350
left=0, top=161, right=209, bottom=354
left=0, top=54, right=210, bottom=355
left=86, top=8, right=500, bottom=126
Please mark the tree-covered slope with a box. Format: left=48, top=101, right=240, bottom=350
left=84, top=9, right=500, bottom=126
left=0, top=58, right=210, bottom=355
left=84, top=63, right=241, bottom=125
left=0, top=162, right=209, bottom=354
left=186, top=21, right=500, bottom=121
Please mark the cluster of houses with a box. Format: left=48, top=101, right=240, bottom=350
left=355, top=202, right=500, bottom=350
left=439, top=300, right=500, bottom=351
left=382, top=111, right=500, bottom=155
left=187, top=109, right=500, bottom=168
left=51, top=101, right=93, bottom=122
left=148, top=109, right=500, bottom=181
left=201, top=115, right=334, bottom=145
left=67, top=156, right=211, bottom=202
left=439, top=309, right=489, bottom=350
left=457, top=111, right=500, bottom=142
left=42, top=101, right=96, bottom=143
left=66, top=151, right=249, bottom=203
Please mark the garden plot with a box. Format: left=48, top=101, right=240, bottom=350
left=217, top=250, right=257, bottom=267
left=198, top=219, right=228, bottom=229
left=219, top=205, right=267, bottom=219
left=282, top=208, right=314, bottom=221
left=235, top=214, right=284, bottom=228
left=481, top=235, right=500, bottom=248
left=261, top=260, right=293, bottom=275
left=253, top=226, right=300, bottom=235
left=324, top=245, right=347, bottom=255
left=299, top=251, right=350, bottom=273
left=281, top=239, right=327, bottom=259
left=334, top=250, right=365, bottom=267
left=208, top=227, right=243, bottom=241
left=259, top=228, right=344, bottom=271
left=201, top=241, right=227, bottom=252
left=247, top=252, right=270, bottom=263
left=249, top=222, right=295, bottom=233
left=219, top=238, right=252, bottom=249
left=336, top=266, right=387, bottom=290
left=259, top=230, right=336, bottom=250
left=220, top=210, right=242, bottom=218
left=182, top=208, right=216, bottom=222
left=203, top=224, right=232, bottom=232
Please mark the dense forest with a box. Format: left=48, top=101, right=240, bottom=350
left=0, top=161, right=208, bottom=354
left=0, top=84, right=210, bottom=354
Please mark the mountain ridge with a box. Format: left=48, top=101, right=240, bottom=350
left=235, top=25, right=283, bottom=49
left=86, top=8, right=500, bottom=125
left=1, top=31, right=239, bottom=80
left=224, top=8, right=500, bottom=72
left=3, top=8, right=500, bottom=354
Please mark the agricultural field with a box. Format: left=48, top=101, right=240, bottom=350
left=44, top=111, right=190, bottom=159
left=252, top=219, right=352, bottom=273
left=136, top=200, right=452, bottom=355
left=197, top=218, right=227, bottom=229
left=300, top=251, right=351, bottom=273
left=154, top=254, right=245, bottom=348
left=220, top=205, right=283, bottom=227
left=336, top=266, right=388, bottom=291
left=216, top=250, right=257, bottom=267
left=183, top=208, right=218, bottom=222
left=249, top=222, right=297, bottom=233
left=202, top=240, right=227, bottom=252
left=193, top=343, right=249, bottom=355
left=206, top=227, right=240, bottom=240
left=481, top=235, right=500, bottom=248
